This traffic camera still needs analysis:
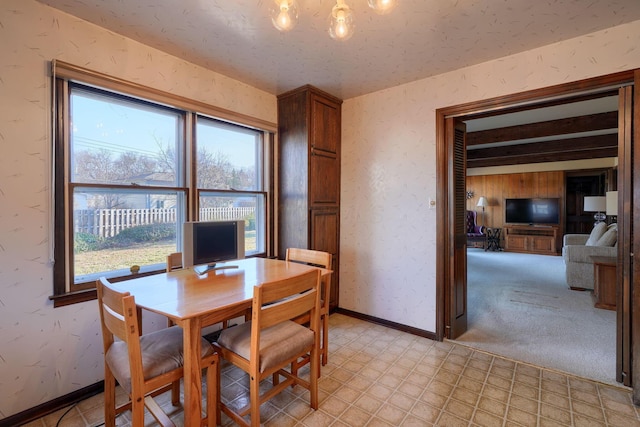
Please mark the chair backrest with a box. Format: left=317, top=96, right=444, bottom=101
left=466, top=210, right=477, bottom=233
left=166, top=252, right=183, bottom=272
left=253, top=269, right=321, bottom=333
left=285, top=248, right=331, bottom=311
left=285, top=248, right=331, bottom=270
left=96, top=277, right=144, bottom=388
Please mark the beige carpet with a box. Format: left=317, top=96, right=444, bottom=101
left=455, top=248, right=619, bottom=386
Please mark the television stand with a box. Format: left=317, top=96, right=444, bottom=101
left=503, top=225, right=559, bottom=255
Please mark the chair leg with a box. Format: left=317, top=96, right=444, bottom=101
left=130, top=391, right=145, bottom=426
left=290, top=359, right=299, bottom=378
left=171, top=380, right=180, bottom=406
left=309, top=345, right=319, bottom=410
left=250, top=374, right=261, bottom=427
left=103, top=370, right=116, bottom=427
left=321, top=313, right=329, bottom=366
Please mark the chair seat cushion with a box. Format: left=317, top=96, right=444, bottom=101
left=106, top=325, right=214, bottom=393
left=217, top=320, right=314, bottom=373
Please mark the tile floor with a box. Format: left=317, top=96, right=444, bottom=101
left=23, top=313, right=640, bottom=426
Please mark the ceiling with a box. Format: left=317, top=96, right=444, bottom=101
left=36, top=0, right=640, bottom=100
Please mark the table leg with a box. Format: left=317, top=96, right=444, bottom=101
left=182, top=317, right=202, bottom=427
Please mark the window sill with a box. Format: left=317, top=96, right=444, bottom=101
left=50, top=269, right=165, bottom=308
left=50, top=288, right=97, bottom=308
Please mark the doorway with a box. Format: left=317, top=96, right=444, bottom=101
left=435, top=70, right=638, bottom=393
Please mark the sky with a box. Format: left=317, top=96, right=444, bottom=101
left=70, top=88, right=258, bottom=170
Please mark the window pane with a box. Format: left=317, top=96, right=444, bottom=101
left=70, top=87, right=182, bottom=186
left=73, top=188, right=184, bottom=283
left=199, top=192, right=265, bottom=255
left=196, top=118, right=261, bottom=191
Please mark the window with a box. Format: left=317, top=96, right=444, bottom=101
left=196, top=118, right=266, bottom=255
left=52, top=62, right=274, bottom=305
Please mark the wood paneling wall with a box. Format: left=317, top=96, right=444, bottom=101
left=466, top=171, right=565, bottom=231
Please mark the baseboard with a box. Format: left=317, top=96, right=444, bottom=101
left=0, top=382, right=104, bottom=427
left=335, top=308, right=437, bottom=341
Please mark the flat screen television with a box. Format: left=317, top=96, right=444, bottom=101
left=505, top=198, right=560, bottom=225
left=182, top=220, right=245, bottom=267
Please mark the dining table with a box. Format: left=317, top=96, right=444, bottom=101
left=110, top=256, right=332, bottom=427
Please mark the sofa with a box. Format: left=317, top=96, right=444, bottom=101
left=562, top=222, right=617, bottom=290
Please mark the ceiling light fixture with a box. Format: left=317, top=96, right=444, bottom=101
left=270, top=0, right=397, bottom=41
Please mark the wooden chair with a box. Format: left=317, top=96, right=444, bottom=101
left=96, top=277, right=220, bottom=427
left=163, top=252, right=184, bottom=327
left=286, top=248, right=332, bottom=368
left=166, top=252, right=183, bottom=272
left=213, top=269, right=321, bottom=427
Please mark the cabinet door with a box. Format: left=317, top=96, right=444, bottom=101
left=531, top=236, right=554, bottom=253
left=310, top=150, right=339, bottom=205
left=506, top=235, right=527, bottom=251
left=310, top=94, right=340, bottom=154
left=310, top=209, right=339, bottom=308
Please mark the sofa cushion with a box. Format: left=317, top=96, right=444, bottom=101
left=585, top=222, right=607, bottom=246
left=595, top=225, right=617, bottom=246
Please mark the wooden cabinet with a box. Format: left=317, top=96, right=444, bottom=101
left=277, top=85, right=342, bottom=309
left=591, top=255, right=617, bottom=310
left=504, top=225, right=559, bottom=255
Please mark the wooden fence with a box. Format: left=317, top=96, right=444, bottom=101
left=74, top=207, right=255, bottom=238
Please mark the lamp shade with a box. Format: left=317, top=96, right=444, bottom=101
left=583, top=196, right=606, bottom=212
left=476, top=196, right=488, bottom=208
left=606, top=191, right=618, bottom=216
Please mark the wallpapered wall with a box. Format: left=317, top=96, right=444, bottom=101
left=0, top=0, right=276, bottom=418
left=339, top=21, right=640, bottom=330
left=1, top=0, right=640, bottom=419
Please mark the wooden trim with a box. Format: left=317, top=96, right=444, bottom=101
left=436, top=71, right=638, bottom=347
left=463, top=90, right=620, bottom=121
left=52, top=78, right=67, bottom=297
left=440, top=70, right=635, bottom=118
left=0, top=382, right=104, bottom=427
left=277, top=84, right=343, bottom=105
left=631, top=70, right=640, bottom=398
left=52, top=60, right=277, bottom=133
left=335, top=308, right=437, bottom=340
left=267, top=132, right=276, bottom=257
left=435, top=110, right=448, bottom=341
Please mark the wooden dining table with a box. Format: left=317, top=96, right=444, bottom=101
left=111, top=257, right=332, bottom=427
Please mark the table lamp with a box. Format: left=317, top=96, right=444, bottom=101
left=477, top=196, right=488, bottom=226
left=584, top=196, right=606, bottom=224
left=606, top=191, right=618, bottom=223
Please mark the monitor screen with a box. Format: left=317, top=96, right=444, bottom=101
left=182, top=220, right=245, bottom=267
left=193, top=221, right=237, bottom=265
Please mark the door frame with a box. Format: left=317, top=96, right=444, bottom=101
left=435, top=70, right=638, bottom=386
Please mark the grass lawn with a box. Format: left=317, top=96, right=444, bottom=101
left=75, top=232, right=257, bottom=275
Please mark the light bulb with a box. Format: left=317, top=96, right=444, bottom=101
left=368, top=0, right=396, bottom=15
left=271, top=0, right=298, bottom=32
left=328, top=3, right=354, bottom=41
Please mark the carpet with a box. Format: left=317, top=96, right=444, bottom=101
left=455, top=248, right=619, bottom=386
